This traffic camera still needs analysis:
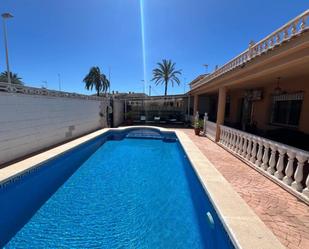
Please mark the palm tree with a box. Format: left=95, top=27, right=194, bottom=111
left=83, top=66, right=110, bottom=96
left=151, top=59, right=182, bottom=96
left=0, top=71, right=23, bottom=84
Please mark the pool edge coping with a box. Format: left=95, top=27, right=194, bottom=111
left=0, top=126, right=285, bottom=249
left=173, top=129, right=285, bottom=249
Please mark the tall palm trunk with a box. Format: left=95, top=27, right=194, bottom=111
left=164, top=80, right=168, bottom=96
left=96, top=85, right=100, bottom=96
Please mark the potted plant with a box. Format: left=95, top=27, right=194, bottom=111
left=193, top=119, right=203, bottom=135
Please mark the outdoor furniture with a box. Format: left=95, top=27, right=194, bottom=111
left=154, top=116, right=160, bottom=122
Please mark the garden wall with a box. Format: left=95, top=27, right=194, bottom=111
left=0, top=84, right=109, bottom=165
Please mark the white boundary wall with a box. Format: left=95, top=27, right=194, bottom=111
left=0, top=91, right=109, bottom=165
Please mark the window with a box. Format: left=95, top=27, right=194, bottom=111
left=271, top=93, right=303, bottom=127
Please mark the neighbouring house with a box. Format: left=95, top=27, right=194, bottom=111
left=120, top=94, right=192, bottom=125
left=189, top=10, right=309, bottom=203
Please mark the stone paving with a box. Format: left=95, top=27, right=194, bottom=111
left=180, top=129, right=309, bottom=249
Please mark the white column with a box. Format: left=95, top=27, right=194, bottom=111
left=215, top=87, right=227, bottom=142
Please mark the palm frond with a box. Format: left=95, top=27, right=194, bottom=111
left=151, top=59, right=182, bottom=95
left=83, top=66, right=110, bottom=96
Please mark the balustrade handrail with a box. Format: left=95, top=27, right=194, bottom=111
left=252, top=9, right=309, bottom=48
left=0, top=82, right=106, bottom=101
left=206, top=120, right=216, bottom=126
left=220, top=124, right=309, bottom=157
left=191, top=9, right=309, bottom=90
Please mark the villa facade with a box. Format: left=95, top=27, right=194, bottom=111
left=189, top=10, right=309, bottom=203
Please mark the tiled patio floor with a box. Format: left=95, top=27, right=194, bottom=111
left=179, top=129, right=309, bottom=249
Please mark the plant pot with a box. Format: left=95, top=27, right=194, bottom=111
left=194, top=128, right=201, bottom=135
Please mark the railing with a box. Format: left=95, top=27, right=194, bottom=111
left=203, top=115, right=216, bottom=141
left=191, top=9, right=309, bottom=90
left=219, top=125, right=309, bottom=204
left=0, top=82, right=104, bottom=101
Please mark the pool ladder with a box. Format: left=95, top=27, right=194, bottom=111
left=206, top=211, right=215, bottom=229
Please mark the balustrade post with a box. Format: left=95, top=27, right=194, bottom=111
left=276, top=33, right=281, bottom=44
left=246, top=137, right=252, bottom=160
left=283, top=151, right=296, bottom=186
left=241, top=135, right=248, bottom=157
left=237, top=135, right=243, bottom=154
left=229, top=129, right=234, bottom=149
left=225, top=129, right=230, bottom=146
left=300, top=16, right=306, bottom=31
left=220, top=127, right=225, bottom=143
left=224, top=129, right=228, bottom=145
left=302, top=165, right=309, bottom=198
left=234, top=133, right=240, bottom=152
left=291, top=22, right=297, bottom=35
left=267, top=144, right=277, bottom=175
left=261, top=141, right=270, bottom=170
left=283, top=28, right=289, bottom=40
left=274, top=147, right=286, bottom=180
left=203, top=112, right=208, bottom=135
left=231, top=131, right=237, bottom=151
left=269, top=37, right=274, bottom=47
left=264, top=41, right=268, bottom=50
left=255, top=139, right=263, bottom=166
left=291, top=153, right=307, bottom=192
left=250, top=139, right=257, bottom=163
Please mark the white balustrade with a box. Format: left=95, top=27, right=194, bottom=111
left=203, top=119, right=216, bottom=141
left=219, top=125, right=309, bottom=203
left=0, top=82, right=104, bottom=101
left=191, top=10, right=309, bottom=90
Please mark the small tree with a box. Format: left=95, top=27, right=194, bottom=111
left=0, top=71, right=23, bottom=84
left=83, top=66, right=110, bottom=96
left=151, top=59, right=181, bottom=96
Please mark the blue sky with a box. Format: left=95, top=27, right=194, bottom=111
left=1, top=0, right=308, bottom=95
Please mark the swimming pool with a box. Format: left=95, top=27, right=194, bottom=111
left=0, top=128, right=235, bottom=248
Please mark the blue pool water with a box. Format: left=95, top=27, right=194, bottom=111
left=0, top=129, right=235, bottom=248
